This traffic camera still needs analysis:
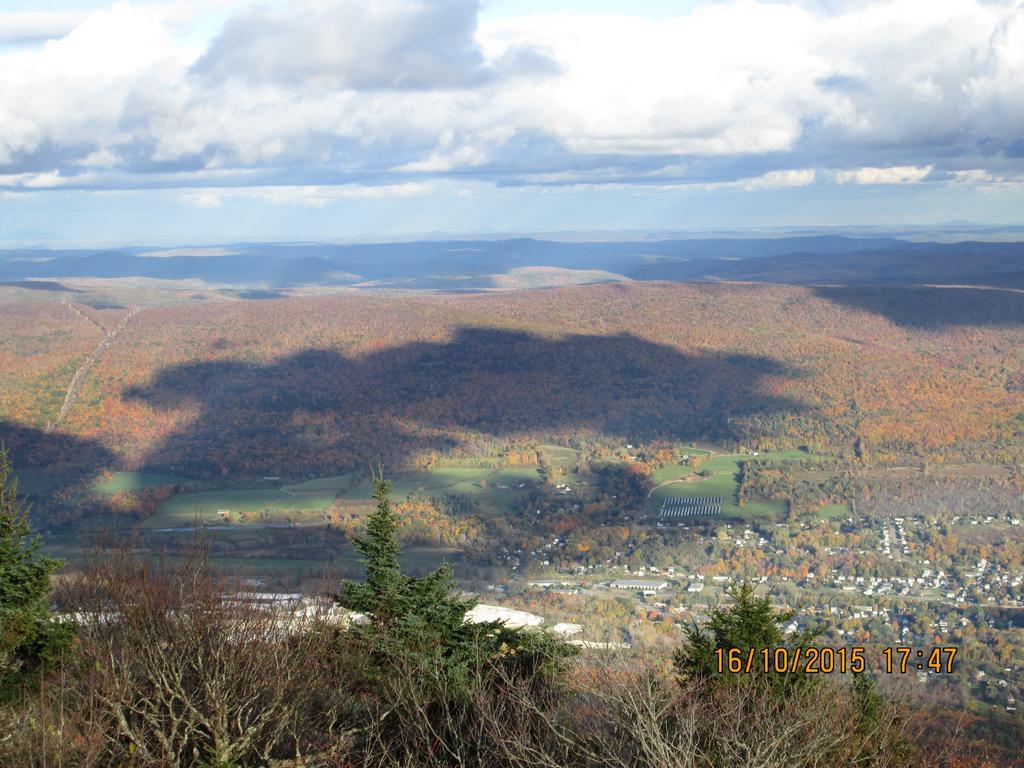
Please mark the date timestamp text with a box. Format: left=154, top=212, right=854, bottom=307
left=713, top=646, right=958, bottom=675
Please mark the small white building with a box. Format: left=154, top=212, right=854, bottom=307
left=610, top=579, right=669, bottom=595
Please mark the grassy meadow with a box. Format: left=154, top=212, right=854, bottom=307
left=646, top=449, right=837, bottom=521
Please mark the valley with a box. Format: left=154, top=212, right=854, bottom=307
left=3, top=273, right=1024, bottom=748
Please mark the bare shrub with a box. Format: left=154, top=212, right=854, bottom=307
left=564, top=660, right=918, bottom=768
left=351, top=650, right=922, bottom=768
left=355, top=647, right=579, bottom=768
left=39, top=553, right=357, bottom=767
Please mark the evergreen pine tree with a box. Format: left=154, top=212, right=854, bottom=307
left=0, top=448, right=73, bottom=698
left=336, top=470, right=571, bottom=691
left=674, top=580, right=815, bottom=696
left=336, top=473, right=406, bottom=630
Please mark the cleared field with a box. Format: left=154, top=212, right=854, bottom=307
left=647, top=450, right=826, bottom=521
left=818, top=502, right=853, bottom=519
left=538, top=445, right=580, bottom=471
left=648, top=468, right=781, bottom=520
left=149, top=488, right=338, bottom=528
left=648, top=447, right=713, bottom=485
left=338, top=471, right=432, bottom=500
left=650, top=464, right=696, bottom=485
left=148, top=463, right=544, bottom=532
left=931, top=463, right=1010, bottom=480
left=340, top=466, right=541, bottom=502
left=284, top=473, right=357, bottom=492
left=424, top=466, right=541, bottom=495
left=94, top=471, right=193, bottom=494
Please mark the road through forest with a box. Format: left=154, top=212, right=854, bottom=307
left=47, top=303, right=140, bottom=432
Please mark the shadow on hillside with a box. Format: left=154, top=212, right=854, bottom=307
left=123, top=327, right=808, bottom=478
left=0, top=280, right=76, bottom=292
left=812, top=285, right=1024, bottom=329
left=1, top=421, right=115, bottom=495
left=230, top=289, right=291, bottom=300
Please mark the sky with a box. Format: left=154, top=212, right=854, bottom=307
left=1, top=0, right=1023, bottom=246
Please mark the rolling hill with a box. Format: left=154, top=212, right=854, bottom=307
left=6, top=235, right=1023, bottom=291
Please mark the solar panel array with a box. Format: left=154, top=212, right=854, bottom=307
left=659, top=496, right=723, bottom=518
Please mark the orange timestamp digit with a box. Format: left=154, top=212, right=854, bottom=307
left=881, top=646, right=958, bottom=674
left=711, top=646, right=960, bottom=674
left=713, top=646, right=867, bottom=674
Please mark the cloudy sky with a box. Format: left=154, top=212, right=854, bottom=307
left=1, top=0, right=1023, bottom=245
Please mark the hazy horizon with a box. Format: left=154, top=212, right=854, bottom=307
left=6, top=221, right=1024, bottom=252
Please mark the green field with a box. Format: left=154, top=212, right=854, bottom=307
left=649, top=474, right=785, bottom=520
left=650, top=463, right=696, bottom=485
left=647, top=450, right=829, bottom=521
left=338, top=466, right=541, bottom=502
left=149, top=488, right=339, bottom=528
left=94, top=471, right=193, bottom=494
left=284, top=473, right=357, bottom=492
left=538, top=444, right=580, bottom=471
left=31, top=444, right=842, bottom=537
left=143, top=447, right=832, bottom=532
left=680, top=447, right=714, bottom=458
left=38, top=444, right=858, bottom=581
left=818, top=502, right=853, bottom=519
left=147, top=464, right=544, bottom=530
left=649, top=447, right=713, bottom=485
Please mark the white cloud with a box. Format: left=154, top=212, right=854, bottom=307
left=489, top=5, right=827, bottom=157
left=192, top=0, right=553, bottom=90
left=515, top=168, right=816, bottom=193
left=653, top=168, right=818, bottom=191
left=732, top=169, right=817, bottom=190
left=952, top=169, right=995, bottom=184
left=964, top=4, right=1024, bottom=136
left=949, top=168, right=1024, bottom=190
left=394, top=135, right=495, bottom=172
left=0, top=170, right=67, bottom=188
left=0, top=3, right=192, bottom=164
left=0, top=0, right=1022, bottom=193
left=833, top=165, right=934, bottom=185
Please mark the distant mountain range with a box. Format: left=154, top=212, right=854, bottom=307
left=2, top=235, right=1023, bottom=291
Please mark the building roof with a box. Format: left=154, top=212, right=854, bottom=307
left=611, top=579, right=668, bottom=588
left=465, top=603, right=544, bottom=628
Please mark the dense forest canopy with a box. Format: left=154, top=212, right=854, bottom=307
left=3, top=281, right=1022, bottom=484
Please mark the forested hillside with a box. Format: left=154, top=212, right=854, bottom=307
left=3, top=281, right=1023, bottom=486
